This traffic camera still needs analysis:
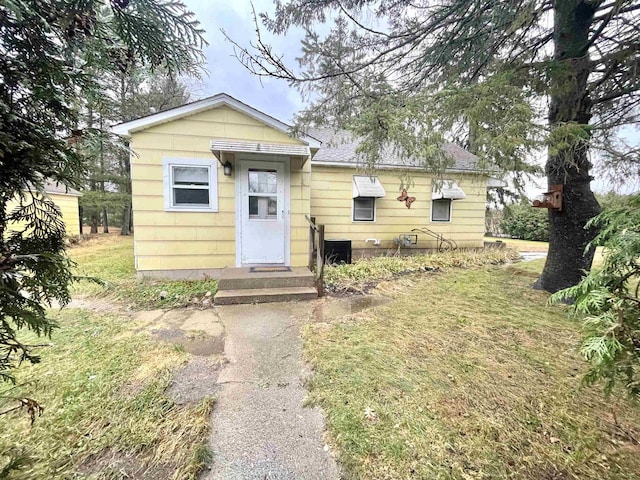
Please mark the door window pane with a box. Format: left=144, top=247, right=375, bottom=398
left=248, top=169, right=277, bottom=194
left=431, top=199, right=452, bottom=222
left=249, top=195, right=278, bottom=220
left=268, top=197, right=277, bottom=216
left=249, top=196, right=259, bottom=216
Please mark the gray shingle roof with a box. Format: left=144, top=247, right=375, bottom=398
left=44, top=180, right=81, bottom=196
left=308, top=127, right=480, bottom=172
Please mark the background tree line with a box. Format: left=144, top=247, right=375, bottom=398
left=79, top=69, right=191, bottom=235
left=487, top=191, right=636, bottom=242
left=0, top=0, right=205, bottom=427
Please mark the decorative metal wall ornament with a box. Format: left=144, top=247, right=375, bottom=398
left=397, top=189, right=416, bottom=209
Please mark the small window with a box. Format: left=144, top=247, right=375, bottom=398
left=172, top=166, right=210, bottom=207
left=163, top=158, right=218, bottom=212
left=431, top=198, right=452, bottom=222
left=353, top=197, right=375, bottom=222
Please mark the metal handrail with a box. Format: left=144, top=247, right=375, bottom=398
left=304, top=214, right=319, bottom=231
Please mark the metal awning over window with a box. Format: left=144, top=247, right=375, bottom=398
left=432, top=180, right=466, bottom=200
left=210, top=139, right=310, bottom=157
left=353, top=175, right=386, bottom=198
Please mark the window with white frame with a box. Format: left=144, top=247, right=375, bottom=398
left=163, top=158, right=218, bottom=212
left=353, top=197, right=375, bottom=222
left=431, top=179, right=464, bottom=222
left=431, top=198, right=452, bottom=222
left=352, top=175, right=384, bottom=222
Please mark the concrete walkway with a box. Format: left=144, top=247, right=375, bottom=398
left=202, top=302, right=340, bottom=480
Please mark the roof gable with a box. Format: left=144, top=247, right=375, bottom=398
left=112, top=93, right=321, bottom=148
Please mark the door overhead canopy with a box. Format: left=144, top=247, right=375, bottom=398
left=352, top=175, right=386, bottom=198
left=432, top=181, right=467, bottom=200
left=210, top=139, right=311, bottom=158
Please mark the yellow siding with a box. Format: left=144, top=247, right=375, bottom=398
left=130, top=104, right=310, bottom=275
left=5, top=192, right=80, bottom=236
left=310, top=166, right=486, bottom=253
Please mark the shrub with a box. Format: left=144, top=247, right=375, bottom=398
left=324, top=248, right=521, bottom=292
left=551, top=194, right=640, bottom=397
left=500, top=203, right=549, bottom=241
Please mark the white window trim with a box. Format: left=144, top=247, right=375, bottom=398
left=352, top=197, right=376, bottom=223
left=162, top=157, right=218, bottom=212
left=430, top=198, right=453, bottom=223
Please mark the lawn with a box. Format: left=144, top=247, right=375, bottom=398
left=485, top=236, right=605, bottom=264
left=305, top=259, right=640, bottom=479
left=0, top=309, right=213, bottom=479
left=70, top=234, right=217, bottom=309
left=0, top=234, right=218, bottom=478
left=492, top=236, right=550, bottom=252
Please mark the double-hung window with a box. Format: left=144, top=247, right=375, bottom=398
left=163, top=158, right=218, bottom=212
left=431, top=199, right=452, bottom=222
left=431, top=179, right=465, bottom=223
left=353, top=197, right=376, bottom=222
left=352, top=175, right=385, bottom=222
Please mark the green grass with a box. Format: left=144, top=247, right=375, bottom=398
left=305, top=261, right=640, bottom=479
left=70, top=234, right=217, bottom=309
left=0, top=309, right=213, bottom=479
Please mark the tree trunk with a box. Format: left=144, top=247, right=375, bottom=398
left=121, top=202, right=131, bottom=236
left=534, top=0, right=601, bottom=293
left=120, top=142, right=133, bottom=236
left=102, top=207, right=109, bottom=234
left=90, top=214, right=98, bottom=234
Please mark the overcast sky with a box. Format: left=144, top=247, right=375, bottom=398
left=186, top=0, right=638, bottom=195
left=185, top=0, right=306, bottom=123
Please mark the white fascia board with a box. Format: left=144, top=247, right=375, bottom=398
left=112, top=93, right=322, bottom=149
left=45, top=189, right=82, bottom=197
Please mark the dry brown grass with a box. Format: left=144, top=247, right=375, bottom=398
left=68, top=234, right=217, bottom=309
left=324, top=248, right=522, bottom=293
left=0, top=309, right=213, bottom=479
left=305, top=261, right=640, bottom=479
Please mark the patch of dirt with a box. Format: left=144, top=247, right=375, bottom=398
left=167, top=355, right=227, bottom=406
left=311, top=295, right=392, bottom=323
left=55, top=296, right=133, bottom=315
left=76, top=448, right=176, bottom=480
left=325, top=266, right=442, bottom=296
left=151, top=328, right=225, bottom=356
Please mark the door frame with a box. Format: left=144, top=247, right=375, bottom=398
left=235, top=155, right=290, bottom=267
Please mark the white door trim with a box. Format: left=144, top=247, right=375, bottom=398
left=235, top=156, right=290, bottom=267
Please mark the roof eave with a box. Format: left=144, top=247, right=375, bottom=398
left=310, top=160, right=486, bottom=174
left=111, top=93, right=322, bottom=149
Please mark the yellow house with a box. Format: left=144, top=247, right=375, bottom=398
left=6, top=180, right=81, bottom=237
left=112, top=93, right=489, bottom=282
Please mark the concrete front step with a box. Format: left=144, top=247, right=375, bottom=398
left=217, top=267, right=315, bottom=291
left=214, top=286, right=318, bottom=305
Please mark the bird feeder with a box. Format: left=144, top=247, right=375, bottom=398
left=532, top=184, right=563, bottom=211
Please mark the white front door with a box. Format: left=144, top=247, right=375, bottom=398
left=238, top=160, right=287, bottom=265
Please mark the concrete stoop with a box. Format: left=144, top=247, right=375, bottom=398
left=214, top=267, right=318, bottom=305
